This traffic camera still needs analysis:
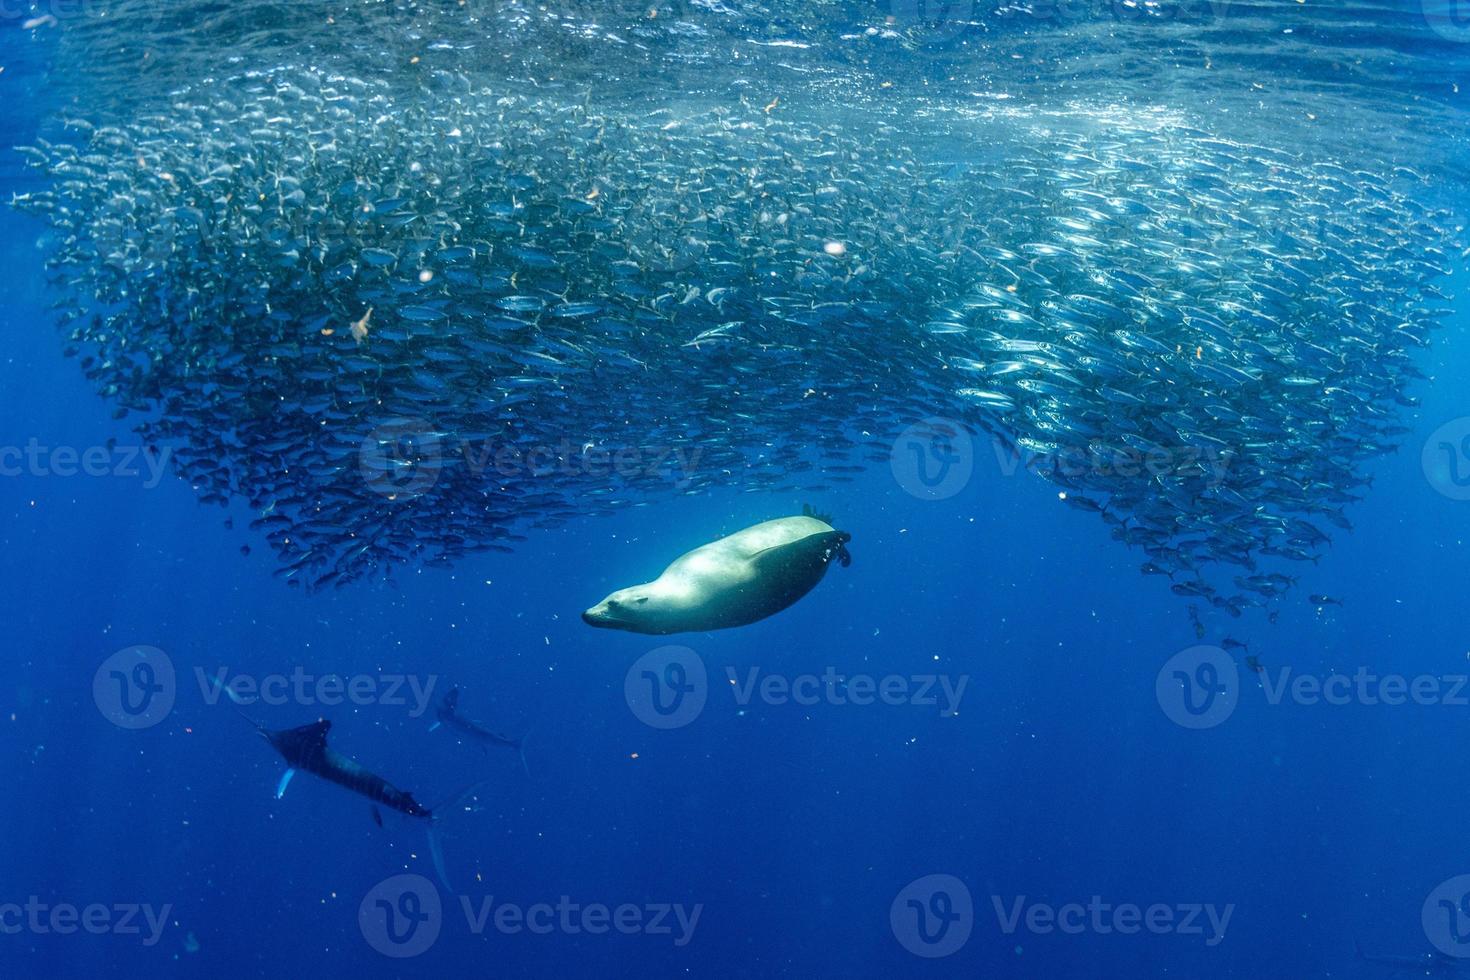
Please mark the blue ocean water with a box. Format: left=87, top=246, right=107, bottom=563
left=3, top=2, right=1470, bottom=978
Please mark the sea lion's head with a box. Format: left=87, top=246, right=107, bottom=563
left=582, top=584, right=658, bottom=632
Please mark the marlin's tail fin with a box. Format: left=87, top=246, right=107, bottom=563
left=425, top=780, right=490, bottom=892
left=426, top=824, right=451, bottom=893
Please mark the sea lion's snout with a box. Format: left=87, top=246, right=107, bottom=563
left=582, top=591, right=649, bottom=631
left=582, top=598, right=617, bottom=628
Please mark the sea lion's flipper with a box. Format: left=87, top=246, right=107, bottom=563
left=746, top=538, right=814, bottom=572
left=749, top=531, right=850, bottom=575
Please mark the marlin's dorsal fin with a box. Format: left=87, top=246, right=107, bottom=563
left=294, top=719, right=331, bottom=745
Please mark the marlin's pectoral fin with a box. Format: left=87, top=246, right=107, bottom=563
left=275, top=768, right=296, bottom=800
left=371, top=805, right=384, bottom=828
left=429, top=721, right=441, bottom=732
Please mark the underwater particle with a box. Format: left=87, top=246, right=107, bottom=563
left=184, top=931, right=200, bottom=953
left=823, top=240, right=847, bottom=257
left=418, top=269, right=434, bottom=283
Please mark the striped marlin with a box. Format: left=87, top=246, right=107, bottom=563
left=262, top=719, right=431, bottom=819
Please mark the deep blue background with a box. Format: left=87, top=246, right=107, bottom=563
left=3, top=19, right=1470, bottom=980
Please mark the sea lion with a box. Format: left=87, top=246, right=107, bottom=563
left=582, top=511, right=852, bottom=635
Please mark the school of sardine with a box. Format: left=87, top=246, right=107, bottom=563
left=7, top=29, right=1462, bottom=616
